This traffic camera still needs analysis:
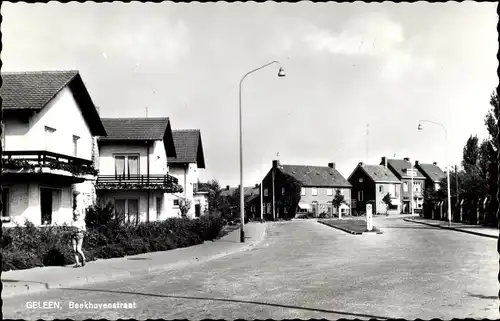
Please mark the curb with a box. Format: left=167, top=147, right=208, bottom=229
left=2, top=224, right=268, bottom=299
left=318, top=221, right=383, bottom=235
left=403, top=219, right=498, bottom=239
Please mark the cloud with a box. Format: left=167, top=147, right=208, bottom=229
left=304, top=13, right=405, bottom=56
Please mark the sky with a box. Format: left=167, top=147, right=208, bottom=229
left=2, top=2, right=498, bottom=187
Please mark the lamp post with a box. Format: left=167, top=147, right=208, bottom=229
left=239, top=61, right=285, bottom=243
left=418, top=120, right=451, bottom=226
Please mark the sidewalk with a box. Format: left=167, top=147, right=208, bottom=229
left=404, top=217, right=498, bottom=239
left=1, top=222, right=267, bottom=299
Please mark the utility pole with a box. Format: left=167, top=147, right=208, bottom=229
left=455, top=165, right=459, bottom=203
left=146, top=106, right=148, bottom=118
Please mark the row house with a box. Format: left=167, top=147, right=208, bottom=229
left=347, top=156, right=445, bottom=215
left=1, top=71, right=107, bottom=226
left=262, top=160, right=352, bottom=219
left=348, top=162, right=402, bottom=215
left=95, top=117, right=180, bottom=223
left=167, top=129, right=208, bottom=218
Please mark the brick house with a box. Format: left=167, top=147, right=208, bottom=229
left=347, top=162, right=402, bottom=215
left=382, top=157, right=426, bottom=214
left=414, top=161, right=445, bottom=192
left=261, top=160, right=352, bottom=219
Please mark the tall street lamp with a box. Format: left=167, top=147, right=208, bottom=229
left=417, top=120, right=451, bottom=226
left=239, top=61, right=285, bottom=243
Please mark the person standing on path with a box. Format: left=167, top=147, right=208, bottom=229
left=71, top=192, right=87, bottom=268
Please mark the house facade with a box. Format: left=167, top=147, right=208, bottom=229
left=414, top=161, right=445, bottom=192
left=220, top=184, right=260, bottom=219
left=167, top=129, right=206, bottom=218
left=382, top=157, right=426, bottom=213
left=348, top=162, right=402, bottom=215
left=1, top=70, right=107, bottom=226
left=96, top=118, right=180, bottom=223
left=262, top=160, right=352, bottom=219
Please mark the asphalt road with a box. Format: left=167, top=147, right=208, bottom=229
left=3, top=217, right=499, bottom=320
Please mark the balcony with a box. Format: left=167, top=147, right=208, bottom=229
left=2, top=150, right=97, bottom=183
left=96, top=174, right=181, bottom=193
left=193, top=182, right=210, bottom=194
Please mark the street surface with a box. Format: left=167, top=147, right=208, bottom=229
left=3, top=217, right=498, bottom=320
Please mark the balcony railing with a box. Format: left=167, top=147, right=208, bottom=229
left=2, top=150, right=97, bottom=176
left=96, top=174, right=181, bottom=192
left=193, top=183, right=210, bottom=194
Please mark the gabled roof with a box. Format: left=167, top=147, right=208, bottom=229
left=384, top=159, right=426, bottom=179
left=416, top=163, right=446, bottom=183
left=98, top=117, right=176, bottom=158
left=220, top=186, right=259, bottom=198
left=167, top=129, right=206, bottom=169
left=280, top=164, right=351, bottom=188
left=1, top=70, right=106, bottom=136
left=356, top=164, right=401, bottom=183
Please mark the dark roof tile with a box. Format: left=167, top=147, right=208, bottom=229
left=167, top=129, right=205, bottom=168
left=385, top=159, right=426, bottom=179
left=280, top=164, right=351, bottom=187
left=416, top=163, right=446, bottom=182
left=360, top=165, right=401, bottom=183
left=99, top=117, right=170, bottom=141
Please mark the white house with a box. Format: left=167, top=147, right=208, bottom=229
left=167, top=129, right=207, bottom=218
left=96, top=117, right=181, bottom=223
left=1, top=70, right=107, bottom=227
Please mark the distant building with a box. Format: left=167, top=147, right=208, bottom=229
left=261, top=160, right=352, bottom=219
left=348, top=162, right=402, bottom=215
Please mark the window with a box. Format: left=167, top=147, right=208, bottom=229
left=156, top=197, right=163, bottom=220
left=435, top=183, right=440, bottom=191
left=388, top=184, right=396, bottom=198
left=2, top=188, right=9, bottom=218
left=281, top=187, right=286, bottom=196
left=311, top=188, right=318, bottom=196
left=379, top=185, right=384, bottom=193
left=413, top=181, right=422, bottom=193
left=114, top=199, right=139, bottom=224
left=358, top=191, right=363, bottom=201
left=173, top=199, right=180, bottom=207
left=267, top=203, right=272, bottom=214
left=264, top=188, right=268, bottom=197
left=327, top=188, right=333, bottom=196
left=403, top=182, right=409, bottom=192
left=72, top=135, right=80, bottom=157
left=284, top=207, right=288, bottom=214
left=301, top=188, right=306, bottom=196
left=114, top=155, right=140, bottom=178
left=359, top=178, right=363, bottom=183
left=44, top=126, right=56, bottom=152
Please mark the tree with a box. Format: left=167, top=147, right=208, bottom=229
left=382, top=192, right=392, bottom=216
left=332, top=189, right=346, bottom=219
left=206, top=179, right=222, bottom=213
left=462, top=135, right=481, bottom=175
left=484, top=90, right=499, bottom=154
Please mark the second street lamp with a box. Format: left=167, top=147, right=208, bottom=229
left=417, top=120, right=451, bottom=226
left=238, top=61, right=285, bottom=243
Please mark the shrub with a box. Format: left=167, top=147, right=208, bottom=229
left=2, top=212, right=226, bottom=271
left=85, top=202, right=114, bottom=228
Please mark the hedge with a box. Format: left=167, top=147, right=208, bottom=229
left=1, top=213, right=225, bottom=271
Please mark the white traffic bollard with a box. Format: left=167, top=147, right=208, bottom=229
left=366, top=204, right=373, bottom=231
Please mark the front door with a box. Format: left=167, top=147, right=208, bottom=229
left=40, top=188, right=53, bottom=225
left=312, top=202, right=318, bottom=217
left=195, top=203, right=201, bottom=217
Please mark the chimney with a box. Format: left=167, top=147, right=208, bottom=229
left=226, top=185, right=230, bottom=190
left=381, top=156, right=387, bottom=167
left=255, top=183, right=259, bottom=188
left=404, top=157, right=410, bottom=162
left=328, top=162, right=335, bottom=169
left=415, top=160, right=419, bottom=167
left=433, top=162, right=438, bottom=166
left=272, top=160, right=280, bottom=168
left=359, top=162, right=364, bottom=166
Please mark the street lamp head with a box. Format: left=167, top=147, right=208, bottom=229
left=417, top=123, right=423, bottom=131
left=277, top=66, right=286, bottom=77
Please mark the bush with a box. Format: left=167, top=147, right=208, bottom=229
left=2, top=212, right=226, bottom=271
